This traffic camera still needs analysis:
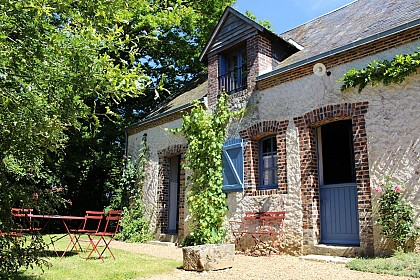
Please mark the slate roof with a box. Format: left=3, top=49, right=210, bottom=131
left=276, top=0, right=420, bottom=70
left=127, top=79, right=207, bottom=130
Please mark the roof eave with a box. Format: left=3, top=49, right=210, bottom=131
left=126, top=96, right=207, bottom=133
left=200, top=7, right=271, bottom=62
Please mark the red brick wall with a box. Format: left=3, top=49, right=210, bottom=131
left=207, top=33, right=274, bottom=108
left=207, top=53, right=219, bottom=109
left=294, top=102, right=373, bottom=255
left=239, top=120, right=289, bottom=196
left=157, top=144, right=188, bottom=237
left=247, top=34, right=273, bottom=94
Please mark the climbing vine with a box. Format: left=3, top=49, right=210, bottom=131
left=173, top=94, right=241, bottom=245
left=106, top=134, right=151, bottom=242
left=339, top=50, right=420, bottom=93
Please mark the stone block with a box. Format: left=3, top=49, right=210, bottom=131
left=182, top=244, right=235, bottom=271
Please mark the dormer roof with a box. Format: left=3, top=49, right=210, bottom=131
left=199, top=6, right=297, bottom=62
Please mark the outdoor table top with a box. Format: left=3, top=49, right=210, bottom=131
left=28, top=214, right=85, bottom=220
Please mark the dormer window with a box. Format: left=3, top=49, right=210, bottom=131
left=218, top=48, right=247, bottom=94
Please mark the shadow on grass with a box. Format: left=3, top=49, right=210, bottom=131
left=41, top=250, right=78, bottom=258
left=2, top=272, right=39, bottom=280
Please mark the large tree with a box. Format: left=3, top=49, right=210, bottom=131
left=0, top=0, right=234, bottom=275
left=52, top=0, right=236, bottom=214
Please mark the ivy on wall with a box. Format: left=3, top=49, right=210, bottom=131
left=339, top=50, right=420, bottom=93
left=172, top=94, right=242, bottom=245
left=106, top=134, right=151, bottom=242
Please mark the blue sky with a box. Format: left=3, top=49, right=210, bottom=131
left=233, top=0, right=356, bottom=33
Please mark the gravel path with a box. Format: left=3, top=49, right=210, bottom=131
left=110, top=241, right=416, bottom=280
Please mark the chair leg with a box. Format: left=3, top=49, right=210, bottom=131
left=86, top=235, right=105, bottom=262
left=100, top=238, right=116, bottom=260
left=63, top=233, right=83, bottom=257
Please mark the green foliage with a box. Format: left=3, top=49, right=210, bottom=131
left=0, top=235, right=48, bottom=278
left=173, top=94, right=242, bottom=245
left=0, top=0, right=148, bottom=273
left=245, top=10, right=274, bottom=31
left=339, top=50, right=420, bottom=93
left=117, top=205, right=152, bottom=243
left=374, top=177, right=419, bottom=251
left=0, top=0, right=234, bottom=272
left=46, top=0, right=235, bottom=219
left=107, top=135, right=151, bottom=242
left=347, top=251, right=420, bottom=278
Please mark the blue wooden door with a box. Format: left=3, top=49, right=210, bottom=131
left=318, top=120, right=360, bottom=245
left=320, top=183, right=360, bottom=245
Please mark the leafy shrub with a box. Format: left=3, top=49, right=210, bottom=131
left=116, top=205, right=151, bottom=242
left=374, top=177, right=419, bottom=251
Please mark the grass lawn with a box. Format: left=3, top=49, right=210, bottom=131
left=16, top=235, right=181, bottom=280
left=346, top=251, right=420, bottom=278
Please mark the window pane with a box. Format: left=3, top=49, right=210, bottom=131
left=262, top=138, right=271, bottom=153
left=259, top=136, right=278, bottom=189
left=227, top=54, right=238, bottom=71
left=262, top=155, right=273, bottom=168
left=262, top=169, right=273, bottom=185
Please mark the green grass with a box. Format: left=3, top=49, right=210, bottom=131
left=346, top=251, right=420, bottom=278
left=16, top=235, right=181, bottom=280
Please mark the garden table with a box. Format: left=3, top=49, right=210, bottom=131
left=28, top=214, right=86, bottom=257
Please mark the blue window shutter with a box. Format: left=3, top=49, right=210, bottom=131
left=222, top=138, right=244, bottom=193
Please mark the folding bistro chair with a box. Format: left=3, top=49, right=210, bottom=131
left=65, top=210, right=104, bottom=255
left=86, top=210, right=122, bottom=262
left=11, top=208, right=42, bottom=233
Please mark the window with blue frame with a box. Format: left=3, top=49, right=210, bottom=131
left=219, top=48, right=247, bottom=94
left=259, top=135, right=278, bottom=190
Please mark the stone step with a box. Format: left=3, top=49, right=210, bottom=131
left=157, top=233, right=179, bottom=243
left=305, top=244, right=363, bottom=257
left=300, top=254, right=353, bottom=264
left=147, top=240, right=178, bottom=247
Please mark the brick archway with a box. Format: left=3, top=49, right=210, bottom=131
left=294, top=102, right=373, bottom=255
left=239, top=120, right=289, bottom=196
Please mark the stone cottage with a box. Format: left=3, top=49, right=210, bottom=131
left=126, top=0, right=420, bottom=256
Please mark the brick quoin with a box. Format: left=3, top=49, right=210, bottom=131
left=293, top=102, right=373, bottom=255
left=207, top=53, right=219, bottom=109
left=239, top=120, right=289, bottom=196
left=157, top=144, right=188, bottom=237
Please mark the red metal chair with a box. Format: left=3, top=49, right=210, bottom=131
left=66, top=211, right=104, bottom=255
left=86, top=210, right=122, bottom=262
left=11, top=208, right=42, bottom=233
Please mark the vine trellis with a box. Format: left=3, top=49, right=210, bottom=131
left=339, top=49, right=420, bottom=93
